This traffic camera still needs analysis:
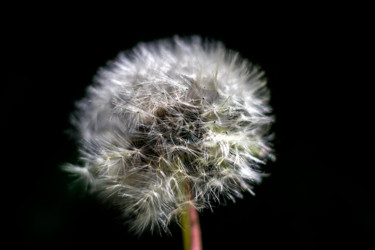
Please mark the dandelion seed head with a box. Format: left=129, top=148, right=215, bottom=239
left=66, top=36, right=274, bottom=234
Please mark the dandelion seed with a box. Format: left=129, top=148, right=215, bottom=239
left=65, top=36, right=274, bottom=238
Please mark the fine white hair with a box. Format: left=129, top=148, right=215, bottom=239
left=65, top=36, right=274, bottom=234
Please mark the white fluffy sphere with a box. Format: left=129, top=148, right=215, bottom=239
left=66, top=36, right=274, bottom=234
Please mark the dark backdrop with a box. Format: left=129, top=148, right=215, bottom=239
left=4, top=6, right=373, bottom=249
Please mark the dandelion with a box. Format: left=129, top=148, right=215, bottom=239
left=65, top=36, right=274, bottom=249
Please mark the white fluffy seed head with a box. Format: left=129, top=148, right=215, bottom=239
left=66, top=36, right=274, bottom=234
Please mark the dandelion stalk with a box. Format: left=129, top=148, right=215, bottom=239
left=181, top=182, right=202, bottom=250
left=181, top=202, right=202, bottom=250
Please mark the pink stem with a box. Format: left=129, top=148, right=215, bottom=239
left=189, top=203, right=202, bottom=250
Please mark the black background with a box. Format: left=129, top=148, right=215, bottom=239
left=4, top=6, right=373, bottom=249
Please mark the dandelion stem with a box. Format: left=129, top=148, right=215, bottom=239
left=181, top=199, right=202, bottom=250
